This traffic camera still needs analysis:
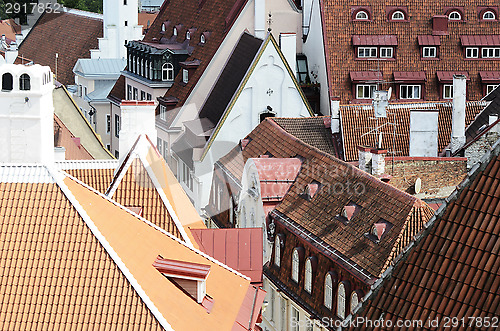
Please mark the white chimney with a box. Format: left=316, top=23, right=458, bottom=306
left=279, top=33, right=296, bottom=74
left=119, top=100, right=157, bottom=160
left=5, top=42, right=19, bottom=64
left=15, top=34, right=23, bottom=47
left=54, top=146, right=66, bottom=161
left=255, top=0, right=265, bottom=39
left=451, top=75, right=467, bottom=153
left=409, top=110, right=439, bottom=157
left=330, top=97, right=340, bottom=133
left=358, top=146, right=372, bottom=173
left=371, top=148, right=386, bottom=176
left=0, top=64, right=55, bottom=164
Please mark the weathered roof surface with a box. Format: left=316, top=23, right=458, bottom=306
left=252, top=158, right=302, bottom=201
left=349, top=138, right=500, bottom=330
left=340, top=101, right=486, bottom=161
left=220, top=118, right=435, bottom=279
left=198, top=32, right=263, bottom=131
left=108, top=74, right=126, bottom=104
left=53, top=86, right=114, bottom=160
left=74, top=58, right=126, bottom=78
left=0, top=163, right=263, bottom=330
left=19, top=11, right=102, bottom=85
left=191, top=228, right=264, bottom=284
left=272, top=117, right=341, bottom=157
left=54, top=114, right=93, bottom=159
left=138, top=11, right=158, bottom=34
left=142, top=0, right=249, bottom=109
left=0, top=19, right=21, bottom=40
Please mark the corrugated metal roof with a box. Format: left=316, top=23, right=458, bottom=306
left=417, top=35, right=441, bottom=45
left=460, top=34, right=500, bottom=46
left=75, top=58, right=126, bottom=77
left=352, top=35, right=398, bottom=46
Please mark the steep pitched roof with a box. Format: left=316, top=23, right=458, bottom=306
left=19, top=11, right=102, bottom=85
left=106, top=135, right=206, bottom=244
left=340, top=101, right=486, bottom=161
left=108, top=74, right=126, bottom=105
left=0, top=163, right=263, bottom=330
left=55, top=160, right=119, bottom=193
left=347, top=138, right=500, bottom=330
left=142, top=0, right=249, bottom=108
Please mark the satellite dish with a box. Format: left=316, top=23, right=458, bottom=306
left=387, top=87, right=392, bottom=100
left=414, top=178, right=422, bottom=194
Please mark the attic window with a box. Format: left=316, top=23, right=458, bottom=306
left=200, top=34, right=205, bottom=44
left=355, top=11, right=369, bottom=20
left=366, top=219, right=393, bottom=242
left=153, top=256, right=212, bottom=308
left=186, top=31, right=191, bottom=40
left=173, top=27, right=178, bottom=36
left=303, top=181, right=321, bottom=200
left=391, top=11, right=405, bottom=20
left=336, top=202, right=360, bottom=224
left=448, top=11, right=462, bottom=21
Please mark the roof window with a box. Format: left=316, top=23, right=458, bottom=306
left=366, top=219, right=393, bottom=242
left=336, top=202, right=361, bottom=224
left=351, top=6, right=372, bottom=21
left=355, top=10, right=369, bottom=20
left=391, top=10, right=405, bottom=20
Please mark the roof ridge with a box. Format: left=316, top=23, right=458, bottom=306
left=62, top=169, right=252, bottom=282
left=46, top=165, right=175, bottom=331
left=345, top=136, right=500, bottom=322
left=63, top=7, right=103, bottom=20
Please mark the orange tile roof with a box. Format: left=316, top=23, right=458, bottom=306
left=0, top=19, right=21, bottom=40
left=348, top=138, right=500, bottom=330
left=340, top=101, right=486, bottom=161
left=0, top=163, right=263, bottom=330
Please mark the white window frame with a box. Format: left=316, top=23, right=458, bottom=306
left=133, top=87, right=138, bottom=100
left=483, top=11, right=496, bottom=20
left=465, top=47, right=479, bottom=58
left=337, top=282, right=346, bottom=319
left=291, top=249, right=299, bottom=282
left=443, top=84, right=453, bottom=99
left=486, top=84, right=498, bottom=95
left=200, top=34, right=206, bottom=44
left=355, top=10, right=369, bottom=20
left=106, top=114, right=111, bottom=134
left=182, top=69, right=189, bottom=83
left=304, top=258, right=312, bottom=293
left=448, top=11, right=462, bottom=20
left=324, top=273, right=333, bottom=309
left=275, top=236, right=281, bottom=266
left=162, top=63, right=174, bottom=81
left=351, top=291, right=359, bottom=313
left=391, top=10, right=405, bottom=20
left=400, top=84, right=421, bottom=99
left=291, top=305, right=299, bottom=331
left=186, top=31, right=190, bottom=40
left=357, top=47, right=377, bottom=58
left=159, top=105, right=167, bottom=120
left=114, top=114, right=120, bottom=138
left=356, top=84, right=376, bottom=99
left=482, top=47, right=500, bottom=58
left=157, top=138, right=162, bottom=154
left=423, top=46, right=437, bottom=58
left=380, top=47, right=393, bottom=58
left=173, top=27, right=177, bottom=36
left=280, top=296, right=287, bottom=331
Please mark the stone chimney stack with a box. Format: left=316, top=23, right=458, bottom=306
left=254, top=0, right=265, bottom=39
left=279, top=33, right=296, bottom=74
left=371, top=148, right=387, bottom=176
left=0, top=64, right=55, bottom=164
left=451, top=75, right=467, bottom=153
left=119, top=100, right=157, bottom=160
left=358, top=146, right=372, bottom=173
left=330, top=97, right=340, bottom=134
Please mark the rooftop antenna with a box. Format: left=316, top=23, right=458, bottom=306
left=267, top=12, right=272, bottom=32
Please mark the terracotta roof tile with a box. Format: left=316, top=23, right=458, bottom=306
left=19, top=11, right=102, bottom=85
left=350, top=140, right=500, bottom=329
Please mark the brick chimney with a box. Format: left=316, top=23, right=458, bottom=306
left=0, top=64, right=55, bottom=164
left=432, top=15, right=448, bottom=35
left=451, top=75, right=467, bottom=154
left=119, top=100, right=157, bottom=160
left=370, top=148, right=387, bottom=176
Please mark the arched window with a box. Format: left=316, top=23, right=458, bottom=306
left=161, top=23, right=166, bottom=32
left=355, top=10, right=369, bottom=20
left=173, top=27, right=177, bottom=36
left=162, top=63, right=174, bottom=81
left=186, top=31, right=190, bottom=40
left=140, top=59, right=143, bottom=76
left=391, top=11, right=405, bottom=20
left=200, top=34, right=206, bottom=44
left=291, top=249, right=299, bottom=282
left=324, top=273, right=333, bottom=309
left=483, top=11, right=496, bottom=20
left=304, top=258, right=312, bottom=293
left=20, top=74, right=30, bottom=90
left=337, top=283, right=346, bottom=319
left=136, top=58, right=140, bottom=75
left=2, top=72, right=13, bottom=91
left=448, top=11, right=462, bottom=20
left=274, top=236, right=281, bottom=266
left=351, top=291, right=360, bottom=312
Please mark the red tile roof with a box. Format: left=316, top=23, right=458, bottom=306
left=417, top=35, right=440, bottom=45
left=153, top=256, right=211, bottom=279
left=394, top=71, right=426, bottom=82
left=19, top=11, right=102, bottom=85
left=191, top=228, right=263, bottom=283
left=352, top=35, right=398, bottom=45
left=460, top=34, right=500, bottom=46
left=340, top=101, right=485, bottom=161
left=253, top=158, right=302, bottom=201
left=479, top=70, right=500, bottom=82
left=349, top=139, right=500, bottom=330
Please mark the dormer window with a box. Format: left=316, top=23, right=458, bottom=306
left=483, top=11, right=496, bottom=20
left=274, top=234, right=284, bottom=267
left=448, top=11, right=461, bottom=20
left=291, top=249, right=299, bottom=282
left=391, top=10, right=405, bottom=20
left=336, top=202, right=360, bottom=224
left=200, top=34, right=206, bottom=44
left=186, top=31, right=191, bottom=40
left=162, top=63, right=174, bottom=81
left=182, top=69, right=189, bottom=83
left=366, top=219, right=393, bottom=242
left=304, top=256, right=317, bottom=294
left=161, top=23, right=166, bottom=32
left=355, top=10, right=368, bottom=20
left=173, top=27, right=178, bottom=36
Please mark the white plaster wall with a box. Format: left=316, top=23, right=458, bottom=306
left=110, top=102, right=121, bottom=157
left=125, top=77, right=168, bottom=100
left=302, top=0, right=330, bottom=115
